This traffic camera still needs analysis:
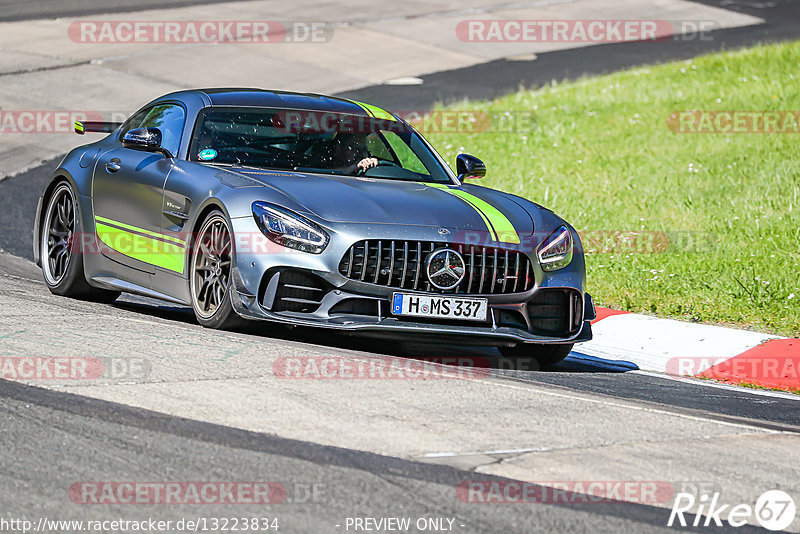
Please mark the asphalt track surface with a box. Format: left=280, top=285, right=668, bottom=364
left=0, top=0, right=248, bottom=22
left=0, top=381, right=771, bottom=534
left=1, top=1, right=800, bottom=533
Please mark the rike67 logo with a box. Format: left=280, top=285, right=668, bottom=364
left=669, top=490, right=796, bottom=531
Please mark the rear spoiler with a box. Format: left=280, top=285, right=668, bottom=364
left=74, top=120, right=122, bottom=135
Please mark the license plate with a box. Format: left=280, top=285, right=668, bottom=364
left=391, top=293, right=488, bottom=322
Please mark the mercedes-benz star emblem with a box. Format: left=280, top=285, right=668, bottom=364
left=426, top=249, right=466, bottom=290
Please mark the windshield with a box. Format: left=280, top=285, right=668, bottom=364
left=189, top=106, right=453, bottom=183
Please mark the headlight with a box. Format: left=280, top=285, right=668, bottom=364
left=252, top=202, right=329, bottom=254
left=537, top=225, right=573, bottom=271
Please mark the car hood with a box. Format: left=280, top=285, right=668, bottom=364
left=233, top=169, right=535, bottom=236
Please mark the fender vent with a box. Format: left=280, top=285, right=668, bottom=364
left=527, top=289, right=583, bottom=336
left=271, top=270, right=329, bottom=313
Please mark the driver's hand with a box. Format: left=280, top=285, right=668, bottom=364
left=357, top=157, right=378, bottom=171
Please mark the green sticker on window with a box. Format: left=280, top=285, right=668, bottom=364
left=198, top=148, right=217, bottom=161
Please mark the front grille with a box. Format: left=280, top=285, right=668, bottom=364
left=338, top=240, right=534, bottom=295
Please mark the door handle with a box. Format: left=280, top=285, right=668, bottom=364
left=105, top=158, right=121, bottom=173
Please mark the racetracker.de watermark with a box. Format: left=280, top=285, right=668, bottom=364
left=666, top=356, right=800, bottom=385
left=668, top=111, right=800, bottom=133
left=53, top=229, right=718, bottom=265
left=68, top=21, right=332, bottom=43
left=0, top=109, right=536, bottom=135
left=456, top=20, right=718, bottom=42
left=260, top=110, right=537, bottom=135
left=69, top=482, right=288, bottom=505
left=579, top=230, right=716, bottom=254
left=273, top=356, right=490, bottom=379
left=0, top=111, right=129, bottom=134
left=0, top=356, right=149, bottom=381
left=457, top=480, right=675, bottom=504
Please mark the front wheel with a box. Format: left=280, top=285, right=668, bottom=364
left=189, top=211, right=245, bottom=330
left=40, top=182, right=120, bottom=303
left=499, top=343, right=574, bottom=366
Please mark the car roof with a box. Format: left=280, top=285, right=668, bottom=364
left=159, top=88, right=375, bottom=115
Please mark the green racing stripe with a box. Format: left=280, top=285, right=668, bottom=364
left=425, top=184, right=520, bottom=244
left=348, top=100, right=396, bottom=121
left=94, top=216, right=186, bottom=274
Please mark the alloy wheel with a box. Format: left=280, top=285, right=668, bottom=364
left=191, top=215, right=233, bottom=319
left=42, top=185, right=76, bottom=285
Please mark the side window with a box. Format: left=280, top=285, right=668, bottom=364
left=365, top=132, right=393, bottom=161
left=139, top=104, right=186, bottom=157
left=119, top=107, right=152, bottom=139
left=119, top=104, right=186, bottom=157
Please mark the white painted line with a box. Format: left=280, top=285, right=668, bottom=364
left=383, top=76, right=424, bottom=85
left=505, top=53, right=537, bottom=61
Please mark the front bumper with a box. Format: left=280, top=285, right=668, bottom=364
left=228, top=216, right=594, bottom=346
left=229, top=267, right=595, bottom=346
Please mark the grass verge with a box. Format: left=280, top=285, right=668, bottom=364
left=425, top=40, right=800, bottom=336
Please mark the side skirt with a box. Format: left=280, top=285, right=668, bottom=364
left=90, top=276, right=189, bottom=305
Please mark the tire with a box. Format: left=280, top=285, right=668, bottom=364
left=40, top=182, right=120, bottom=303
left=499, top=343, right=574, bottom=367
left=189, top=210, right=245, bottom=330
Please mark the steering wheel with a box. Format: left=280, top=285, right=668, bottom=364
left=357, top=159, right=401, bottom=176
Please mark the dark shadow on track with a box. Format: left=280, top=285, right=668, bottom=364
left=556, top=352, right=640, bottom=373
left=111, top=299, right=196, bottom=324
left=112, top=294, right=635, bottom=374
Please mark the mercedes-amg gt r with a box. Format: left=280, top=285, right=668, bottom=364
left=34, top=89, right=595, bottom=364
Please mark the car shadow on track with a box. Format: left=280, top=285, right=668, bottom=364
left=111, top=296, right=638, bottom=374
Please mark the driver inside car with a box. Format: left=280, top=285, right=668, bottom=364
left=326, top=133, right=379, bottom=175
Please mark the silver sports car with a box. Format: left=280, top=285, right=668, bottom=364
left=34, top=89, right=594, bottom=364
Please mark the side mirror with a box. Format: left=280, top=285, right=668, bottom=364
left=456, top=154, right=486, bottom=180
left=122, top=127, right=172, bottom=158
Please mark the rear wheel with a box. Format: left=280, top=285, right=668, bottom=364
left=40, top=182, right=120, bottom=303
left=189, top=211, right=245, bottom=330
left=499, top=343, right=574, bottom=367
